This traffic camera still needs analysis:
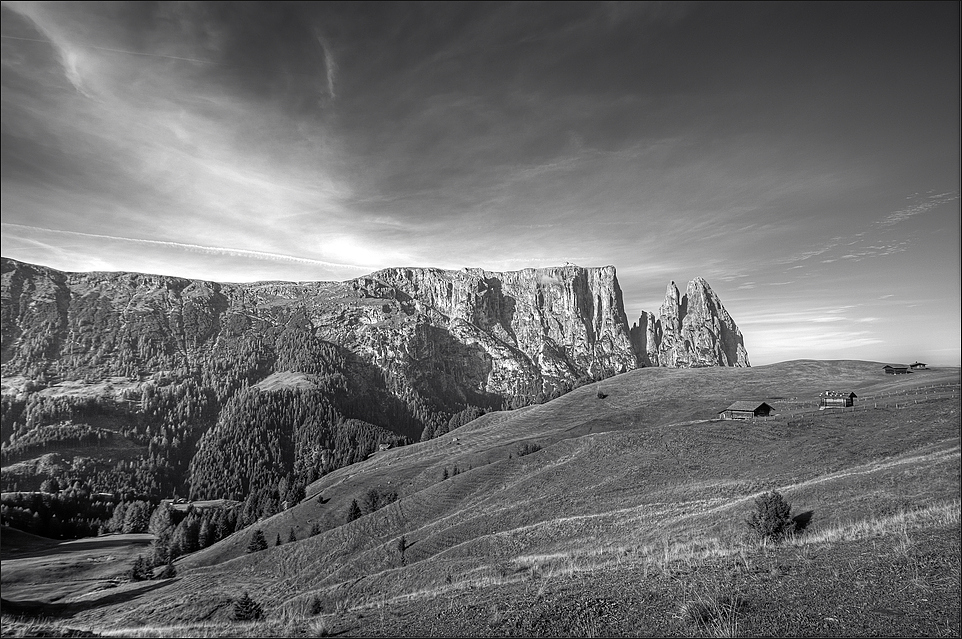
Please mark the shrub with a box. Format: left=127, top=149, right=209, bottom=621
left=232, top=591, right=264, bottom=621
left=680, top=594, right=746, bottom=634
left=746, top=490, right=795, bottom=543
left=517, top=442, right=542, bottom=457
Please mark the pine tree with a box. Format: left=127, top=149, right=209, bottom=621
left=347, top=499, right=362, bottom=523
left=247, top=529, right=268, bottom=553
left=288, top=528, right=297, bottom=543
left=157, top=559, right=177, bottom=579
left=130, top=555, right=152, bottom=581
left=746, top=491, right=795, bottom=543
left=275, top=532, right=282, bottom=547
left=232, top=591, right=264, bottom=621
left=397, top=534, right=407, bottom=566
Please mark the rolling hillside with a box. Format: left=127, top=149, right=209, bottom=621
left=2, top=360, right=959, bottom=637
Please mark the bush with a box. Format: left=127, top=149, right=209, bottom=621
left=517, top=442, right=542, bottom=457
left=232, top=591, right=264, bottom=621
left=746, top=490, right=795, bottom=543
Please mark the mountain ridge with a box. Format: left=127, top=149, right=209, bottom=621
left=1, top=256, right=750, bottom=501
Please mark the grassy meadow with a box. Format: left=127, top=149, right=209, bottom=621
left=2, top=360, right=959, bottom=637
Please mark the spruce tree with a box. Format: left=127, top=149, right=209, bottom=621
left=397, top=535, right=407, bottom=566
left=130, top=555, right=152, bottom=581
left=347, top=499, right=362, bottom=523
left=157, top=559, right=177, bottom=579
left=746, top=491, right=795, bottom=543
left=232, top=591, right=264, bottom=621
left=247, top=529, right=268, bottom=553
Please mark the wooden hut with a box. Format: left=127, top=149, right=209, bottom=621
left=718, top=401, right=773, bottom=420
left=883, top=364, right=910, bottom=375
left=909, top=362, right=928, bottom=370
left=818, top=391, right=857, bottom=409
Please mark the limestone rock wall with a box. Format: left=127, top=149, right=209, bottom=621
left=2, top=258, right=749, bottom=421
left=631, top=277, right=750, bottom=368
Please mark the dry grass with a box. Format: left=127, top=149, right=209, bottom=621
left=4, top=362, right=958, bottom=636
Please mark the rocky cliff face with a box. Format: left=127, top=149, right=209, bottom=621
left=2, top=259, right=749, bottom=416
left=349, top=265, right=636, bottom=397
left=1, top=259, right=636, bottom=411
left=631, top=278, right=750, bottom=368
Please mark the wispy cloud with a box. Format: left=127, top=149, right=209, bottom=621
left=879, top=191, right=960, bottom=227
left=2, top=223, right=372, bottom=271
left=1, top=3, right=958, bottom=364
left=313, top=30, right=336, bottom=99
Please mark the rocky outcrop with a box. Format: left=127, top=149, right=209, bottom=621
left=631, top=278, right=750, bottom=368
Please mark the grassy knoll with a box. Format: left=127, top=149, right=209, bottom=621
left=2, top=360, right=958, bottom=637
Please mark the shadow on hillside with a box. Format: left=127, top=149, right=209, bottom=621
left=793, top=510, right=815, bottom=532
left=0, top=580, right=174, bottom=619
left=2, top=533, right=152, bottom=560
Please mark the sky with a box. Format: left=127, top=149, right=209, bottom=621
left=2, top=2, right=959, bottom=366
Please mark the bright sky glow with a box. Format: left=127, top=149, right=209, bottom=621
left=2, top=2, right=959, bottom=365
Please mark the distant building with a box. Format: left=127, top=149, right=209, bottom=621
left=819, top=391, right=857, bottom=409
left=718, top=401, right=773, bottom=420
left=883, top=364, right=910, bottom=375
left=909, top=362, right=928, bottom=370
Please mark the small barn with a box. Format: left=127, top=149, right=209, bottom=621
left=884, top=364, right=910, bottom=375
left=909, top=362, right=928, bottom=370
left=819, top=391, right=857, bottom=409
left=718, top=401, right=773, bottom=420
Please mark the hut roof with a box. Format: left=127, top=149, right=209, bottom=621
left=723, top=401, right=772, bottom=412
left=818, top=391, right=857, bottom=398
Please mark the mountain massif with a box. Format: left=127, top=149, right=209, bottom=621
left=0, top=256, right=748, bottom=505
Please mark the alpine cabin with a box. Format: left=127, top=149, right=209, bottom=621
left=883, top=364, right=910, bottom=375
left=819, top=391, right=857, bottom=409
left=718, top=401, right=773, bottom=420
